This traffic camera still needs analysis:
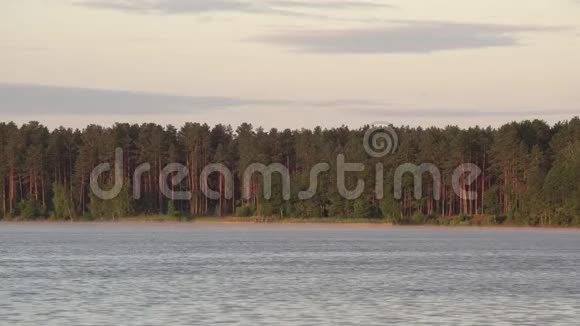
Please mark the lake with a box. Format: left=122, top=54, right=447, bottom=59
left=0, top=223, right=579, bottom=325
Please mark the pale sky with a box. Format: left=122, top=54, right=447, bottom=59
left=1, top=0, right=579, bottom=129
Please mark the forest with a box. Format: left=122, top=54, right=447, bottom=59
left=0, top=117, right=579, bottom=226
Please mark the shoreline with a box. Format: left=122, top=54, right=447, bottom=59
left=1, top=218, right=578, bottom=231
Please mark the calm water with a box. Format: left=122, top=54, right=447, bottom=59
left=0, top=224, right=579, bottom=325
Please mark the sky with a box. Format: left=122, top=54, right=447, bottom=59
left=1, top=0, right=579, bottom=130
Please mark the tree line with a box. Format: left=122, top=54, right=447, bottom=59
left=0, top=118, right=579, bottom=226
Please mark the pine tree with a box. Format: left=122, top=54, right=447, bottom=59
left=0, top=117, right=578, bottom=225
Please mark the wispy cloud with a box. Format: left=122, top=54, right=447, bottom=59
left=0, top=83, right=282, bottom=115
left=2, top=84, right=575, bottom=128
left=254, top=21, right=566, bottom=54
left=73, top=0, right=392, bottom=16
left=75, top=0, right=252, bottom=14
left=353, top=108, right=580, bottom=118
left=269, top=1, right=392, bottom=9
left=0, top=83, right=387, bottom=115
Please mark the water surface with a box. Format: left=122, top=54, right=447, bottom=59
left=1, top=223, right=579, bottom=325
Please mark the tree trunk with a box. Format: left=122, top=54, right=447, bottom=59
left=482, top=153, right=486, bottom=215
left=219, top=173, right=223, bottom=217
left=9, top=167, right=15, bottom=216
left=232, top=177, right=236, bottom=216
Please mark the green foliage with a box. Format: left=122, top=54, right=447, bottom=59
left=88, top=192, right=106, bottom=220
left=89, top=181, right=133, bottom=220
left=543, top=142, right=580, bottom=226
left=236, top=205, right=255, bottom=217
left=260, top=201, right=274, bottom=217
left=52, top=183, right=75, bottom=220
left=410, top=212, right=426, bottom=225
left=167, top=201, right=181, bottom=218
left=327, top=197, right=345, bottom=218
left=19, top=198, right=39, bottom=219
left=448, top=215, right=472, bottom=226
left=112, top=182, right=134, bottom=218
left=353, top=198, right=371, bottom=219
left=480, top=215, right=498, bottom=226
left=483, top=187, right=500, bottom=217
left=506, top=208, right=525, bottom=225
left=293, top=200, right=324, bottom=218
left=381, top=190, right=401, bottom=223
left=1, top=117, right=579, bottom=227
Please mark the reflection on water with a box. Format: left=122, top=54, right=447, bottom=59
left=0, top=223, right=579, bottom=325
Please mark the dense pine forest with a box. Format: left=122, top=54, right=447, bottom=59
left=0, top=118, right=579, bottom=226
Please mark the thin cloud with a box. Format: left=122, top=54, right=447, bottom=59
left=0, top=83, right=387, bottom=115
left=351, top=108, right=580, bottom=118
left=73, top=0, right=392, bottom=16
left=2, top=84, right=575, bottom=128
left=270, top=1, right=393, bottom=9
left=0, top=83, right=284, bottom=115
left=75, top=0, right=252, bottom=14
left=254, top=21, right=566, bottom=54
